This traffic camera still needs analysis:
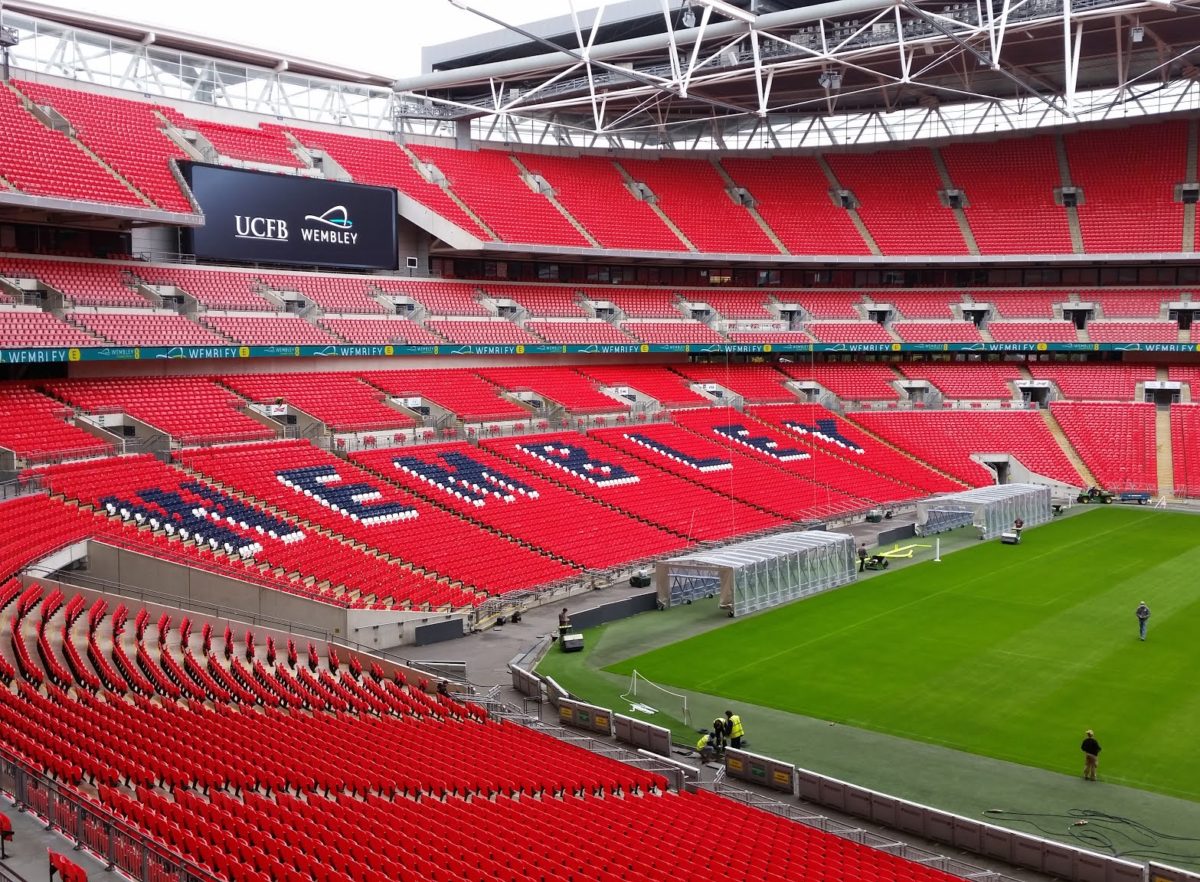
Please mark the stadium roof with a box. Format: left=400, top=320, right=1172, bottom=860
left=394, top=0, right=1200, bottom=148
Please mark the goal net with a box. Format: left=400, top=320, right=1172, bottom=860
left=620, top=670, right=690, bottom=725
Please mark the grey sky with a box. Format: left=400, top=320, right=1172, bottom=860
left=40, top=0, right=594, bottom=78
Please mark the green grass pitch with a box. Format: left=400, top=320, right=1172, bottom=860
left=604, top=508, right=1200, bottom=800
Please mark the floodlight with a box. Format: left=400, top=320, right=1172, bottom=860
left=682, top=7, right=697, bottom=27
left=818, top=70, right=843, bottom=90
left=691, top=0, right=757, bottom=26
left=0, top=26, right=18, bottom=49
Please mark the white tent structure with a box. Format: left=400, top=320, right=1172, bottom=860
left=915, top=483, right=1052, bottom=540
left=656, top=530, right=856, bottom=618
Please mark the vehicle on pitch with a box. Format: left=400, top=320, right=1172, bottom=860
left=1077, top=486, right=1115, bottom=504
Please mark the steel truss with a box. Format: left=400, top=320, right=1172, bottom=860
left=0, top=2, right=1198, bottom=151
left=399, top=0, right=1200, bottom=149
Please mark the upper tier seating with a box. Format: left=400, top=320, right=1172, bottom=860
left=1171, top=404, right=1200, bottom=498
left=619, top=322, right=728, bottom=344
left=201, top=314, right=339, bottom=346
left=320, top=317, right=445, bottom=346
left=1086, top=291, right=1169, bottom=317
left=987, top=321, right=1079, bottom=343
left=1067, top=121, right=1188, bottom=253
left=258, top=272, right=387, bottom=314
left=848, top=411, right=1081, bottom=486
left=35, top=455, right=469, bottom=608
left=363, top=370, right=528, bottom=423
left=574, top=365, right=713, bottom=409
left=516, top=153, right=685, bottom=251
left=671, top=364, right=797, bottom=404
left=698, top=290, right=774, bottom=319
left=893, top=322, right=983, bottom=343
left=777, top=362, right=901, bottom=401
left=0, top=257, right=147, bottom=307
left=828, top=151, right=967, bottom=255
left=1050, top=402, right=1158, bottom=493
left=783, top=291, right=863, bottom=320
left=1026, top=363, right=1157, bottom=400
left=590, top=423, right=860, bottom=519
left=975, top=290, right=1064, bottom=318
left=161, top=109, right=303, bottom=167
left=584, top=287, right=680, bottom=318
left=353, top=442, right=688, bottom=569
left=876, top=291, right=962, bottom=319
left=618, top=158, right=777, bottom=254
left=483, top=435, right=785, bottom=541
left=375, top=279, right=487, bottom=316
left=135, top=266, right=275, bottom=311
left=1086, top=321, right=1180, bottom=343
left=424, top=320, right=543, bottom=346
left=671, top=408, right=919, bottom=504
left=68, top=311, right=228, bottom=347
left=218, top=374, right=416, bottom=432
left=941, top=136, right=1074, bottom=254
left=721, top=157, right=872, bottom=255
left=0, top=384, right=112, bottom=462
left=526, top=321, right=635, bottom=345
left=475, top=368, right=629, bottom=415
left=803, top=322, right=894, bottom=344
left=0, top=87, right=145, bottom=208
left=282, top=126, right=491, bottom=238
left=14, top=80, right=193, bottom=213
left=43, top=377, right=275, bottom=445
left=896, top=362, right=1023, bottom=399
left=749, top=404, right=964, bottom=494
left=181, top=441, right=577, bottom=597
left=0, top=310, right=101, bottom=348
left=491, top=285, right=589, bottom=317
left=408, top=146, right=588, bottom=247
left=727, top=331, right=815, bottom=344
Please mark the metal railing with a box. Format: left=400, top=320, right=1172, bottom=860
left=0, top=748, right=215, bottom=882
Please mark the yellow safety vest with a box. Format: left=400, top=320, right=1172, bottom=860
left=728, top=715, right=745, bottom=739
left=696, top=733, right=710, bottom=751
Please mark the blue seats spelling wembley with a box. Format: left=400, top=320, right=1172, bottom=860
left=102, top=480, right=304, bottom=556
left=392, top=450, right=539, bottom=507
left=514, top=439, right=638, bottom=487
left=710, top=424, right=809, bottom=461
left=782, top=418, right=865, bottom=454
left=622, top=433, right=731, bottom=472
left=276, top=465, right=416, bottom=525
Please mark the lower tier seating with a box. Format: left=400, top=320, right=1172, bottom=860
left=1026, top=363, right=1157, bottom=400
left=179, top=441, right=579, bottom=597
left=776, top=363, right=901, bottom=402
left=363, top=370, right=529, bottom=423
left=847, top=411, right=1082, bottom=487
left=1171, top=404, right=1200, bottom=498
left=482, top=436, right=785, bottom=541
left=0, top=581, right=966, bottom=882
left=353, top=442, right=688, bottom=569
left=747, top=404, right=964, bottom=495
left=589, top=424, right=862, bottom=520
left=1050, top=402, right=1158, bottom=493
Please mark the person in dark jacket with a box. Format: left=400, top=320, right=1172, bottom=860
left=1136, top=601, right=1151, bottom=641
left=1081, top=730, right=1101, bottom=781
left=858, top=544, right=868, bottom=572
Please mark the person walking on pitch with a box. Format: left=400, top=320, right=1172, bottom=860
left=1135, top=601, right=1151, bottom=641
